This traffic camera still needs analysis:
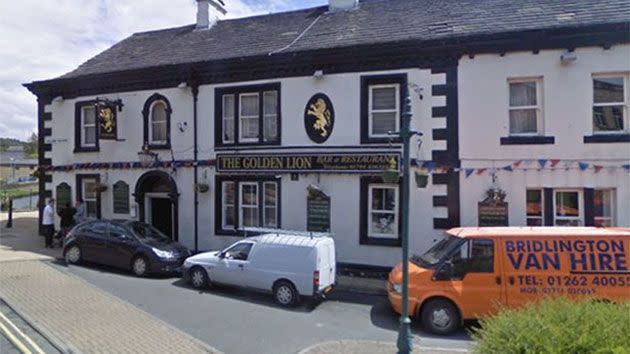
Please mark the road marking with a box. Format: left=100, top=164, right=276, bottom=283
left=0, top=319, right=32, bottom=354
left=416, top=346, right=470, bottom=352
left=0, top=311, right=45, bottom=354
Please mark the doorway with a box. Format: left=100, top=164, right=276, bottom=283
left=134, top=170, right=179, bottom=241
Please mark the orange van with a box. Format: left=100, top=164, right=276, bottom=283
left=388, top=227, right=630, bottom=335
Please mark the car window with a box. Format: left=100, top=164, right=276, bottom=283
left=74, top=222, right=94, bottom=234
left=109, top=224, right=131, bottom=240
left=440, top=239, right=494, bottom=280
left=223, top=243, right=253, bottom=261
left=90, top=222, right=108, bottom=236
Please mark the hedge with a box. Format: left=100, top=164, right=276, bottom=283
left=471, top=298, right=630, bottom=354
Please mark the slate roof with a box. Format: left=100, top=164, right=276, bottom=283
left=57, top=0, right=630, bottom=80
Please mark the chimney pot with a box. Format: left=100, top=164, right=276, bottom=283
left=196, top=0, right=226, bottom=30
left=329, top=0, right=358, bottom=11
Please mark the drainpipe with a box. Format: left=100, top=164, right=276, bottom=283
left=191, top=82, right=200, bottom=253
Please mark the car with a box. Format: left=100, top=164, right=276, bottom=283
left=182, top=229, right=336, bottom=307
left=63, top=220, right=190, bottom=277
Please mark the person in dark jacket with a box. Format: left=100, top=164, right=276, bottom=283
left=56, top=203, right=77, bottom=244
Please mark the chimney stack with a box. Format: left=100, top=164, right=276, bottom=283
left=329, top=0, right=358, bottom=11
left=196, top=0, right=227, bottom=30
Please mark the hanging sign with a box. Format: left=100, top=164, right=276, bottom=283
left=216, top=152, right=400, bottom=173
left=304, top=93, right=334, bottom=144
left=307, top=190, right=331, bottom=232
left=478, top=201, right=509, bottom=226
left=98, top=103, right=117, bottom=140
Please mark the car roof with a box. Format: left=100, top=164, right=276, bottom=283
left=247, top=233, right=328, bottom=247
left=447, top=227, right=630, bottom=238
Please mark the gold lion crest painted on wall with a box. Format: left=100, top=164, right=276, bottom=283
left=304, top=93, right=335, bottom=144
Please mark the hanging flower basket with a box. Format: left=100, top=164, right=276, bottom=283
left=94, top=183, right=108, bottom=192
left=195, top=183, right=209, bottom=193
left=382, top=157, right=400, bottom=184
left=414, top=170, right=429, bottom=188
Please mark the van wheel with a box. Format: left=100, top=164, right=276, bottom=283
left=421, top=299, right=460, bottom=335
left=189, top=266, right=209, bottom=289
left=273, top=281, right=298, bottom=307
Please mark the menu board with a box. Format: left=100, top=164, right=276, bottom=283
left=478, top=201, right=509, bottom=226
left=307, top=193, right=331, bottom=232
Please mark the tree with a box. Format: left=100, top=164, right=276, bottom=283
left=24, top=133, right=38, bottom=157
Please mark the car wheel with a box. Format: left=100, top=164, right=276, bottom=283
left=131, top=256, right=149, bottom=277
left=273, top=280, right=299, bottom=307
left=420, top=299, right=460, bottom=335
left=189, top=266, right=209, bottom=289
left=64, top=244, right=81, bottom=264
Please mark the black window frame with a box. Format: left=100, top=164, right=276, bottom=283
left=142, top=93, right=172, bottom=150
left=359, top=176, right=402, bottom=247
left=74, top=100, right=99, bottom=152
left=214, top=175, right=281, bottom=236
left=55, top=182, right=72, bottom=214
left=214, top=83, right=281, bottom=147
left=112, top=180, right=130, bottom=214
left=360, top=74, right=407, bottom=144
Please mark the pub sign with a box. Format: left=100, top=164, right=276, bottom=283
left=98, top=103, right=117, bottom=140
left=304, top=93, right=334, bottom=144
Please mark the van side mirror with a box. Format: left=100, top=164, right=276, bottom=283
left=434, top=261, right=454, bottom=281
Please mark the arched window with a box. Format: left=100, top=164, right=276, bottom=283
left=112, top=181, right=130, bottom=214
left=142, top=93, right=171, bottom=148
left=56, top=183, right=72, bottom=213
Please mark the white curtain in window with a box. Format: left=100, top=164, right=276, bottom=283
left=151, top=102, right=167, bottom=142
left=509, top=82, right=537, bottom=106
left=263, top=91, right=278, bottom=141
left=372, top=87, right=396, bottom=110
left=223, top=95, right=235, bottom=142
left=509, top=110, right=537, bottom=134
left=240, top=94, right=259, bottom=139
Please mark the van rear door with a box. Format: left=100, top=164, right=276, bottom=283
left=317, top=239, right=336, bottom=290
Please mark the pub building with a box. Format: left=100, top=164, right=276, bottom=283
left=25, top=0, right=630, bottom=268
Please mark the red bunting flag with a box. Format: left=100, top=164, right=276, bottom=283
left=476, top=168, right=487, bottom=175
left=550, top=159, right=561, bottom=168
left=593, top=165, right=604, bottom=173
left=513, top=160, right=523, bottom=168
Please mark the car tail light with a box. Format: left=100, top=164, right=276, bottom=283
left=313, top=270, right=320, bottom=288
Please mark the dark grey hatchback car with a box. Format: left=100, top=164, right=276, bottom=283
left=63, top=220, right=190, bottom=276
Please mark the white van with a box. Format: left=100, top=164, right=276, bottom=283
left=182, top=229, right=336, bottom=306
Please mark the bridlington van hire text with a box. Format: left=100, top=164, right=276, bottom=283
left=182, top=229, right=336, bottom=307
left=388, top=227, right=630, bottom=335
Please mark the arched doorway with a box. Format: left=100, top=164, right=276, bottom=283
left=134, top=170, right=178, bottom=241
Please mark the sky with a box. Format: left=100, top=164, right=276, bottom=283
left=0, top=0, right=327, bottom=142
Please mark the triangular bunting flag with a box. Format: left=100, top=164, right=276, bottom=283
left=578, top=162, right=589, bottom=171
left=502, top=165, right=513, bottom=172
left=538, top=159, right=548, bottom=169
left=464, top=169, right=474, bottom=178
left=550, top=159, right=561, bottom=168
left=593, top=165, right=604, bottom=173
left=513, top=160, right=523, bottom=168
left=476, top=168, right=487, bottom=175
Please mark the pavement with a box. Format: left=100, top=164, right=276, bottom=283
left=0, top=211, right=472, bottom=353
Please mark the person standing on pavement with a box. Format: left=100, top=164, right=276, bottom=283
left=58, top=203, right=77, bottom=243
left=43, top=198, right=55, bottom=248
left=74, top=197, right=86, bottom=224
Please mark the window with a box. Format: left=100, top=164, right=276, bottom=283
left=89, top=221, right=107, bottom=236
left=215, top=177, right=281, bottom=235
left=594, top=189, right=615, bottom=227
left=369, top=85, right=400, bottom=137
left=368, top=184, right=399, bottom=238
left=109, top=224, right=130, bottom=240
left=437, top=239, right=494, bottom=280
left=223, top=242, right=254, bottom=261
left=239, top=182, right=259, bottom=227
left=508, top=78, right=542, bottom=135
left=150, top=101, right=168, bottom=144
left=222, top=181, right=236, bottom=229
left=593, top=75, right=628, bottom=133
left=222, top=95, right=235, bottom=143
left=55, top=183, right=72, bottom=214
left=361, top=74, right=406, bottom=143
left=554, top=190, right=582, bottom=226
left=142, top=93, right=172, bottom=148
left=74, top=101, right=99, bottom=152
left=112, top=181, right=129, bottom=214
left=83, top=179, right=98, bottom=218
left=215, top=83, right=281, bottom=146
left=526, top=189, right=544, bottom=226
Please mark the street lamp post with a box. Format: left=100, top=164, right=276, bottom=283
left=394, top=91, right=422, bottom=354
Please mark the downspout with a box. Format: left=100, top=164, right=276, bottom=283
left=191, top=82, right=200, bottom=253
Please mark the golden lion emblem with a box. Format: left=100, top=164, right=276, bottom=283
left=99, top=107, right=115, bottom=133
left=307, top=98, right=331, bottom=137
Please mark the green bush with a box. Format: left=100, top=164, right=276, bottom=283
left=471, top=298, right=630, bottom=354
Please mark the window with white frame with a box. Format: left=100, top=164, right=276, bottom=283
left=263, top=182, right=278, bottom=228
left=554, top=190, right=582, bottom=226
left=81, top=105, right=97, bottom=147
left=594, top=189, right=615, bottom=227
left=82, top=179, right=98, bottom=218
left=150, top=101, right=168, bottom=144
left=222, top=95, right=235, bottom=144
left=263, top=91, right=278, bottom=142
left=593, top=74, right=628, bottom=133
left=368, top=184, right=399, bottom=238
left=508, top=78, right=543, bottom=135
left=239, top=182, right=259, bottom=227
left=369, top=84, right=400, bottom=137
left=239, top=93, right=259, bottom=142
left=526, top=189, right=544, bottom=226
left=222, top=181, right=236, bottom=229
